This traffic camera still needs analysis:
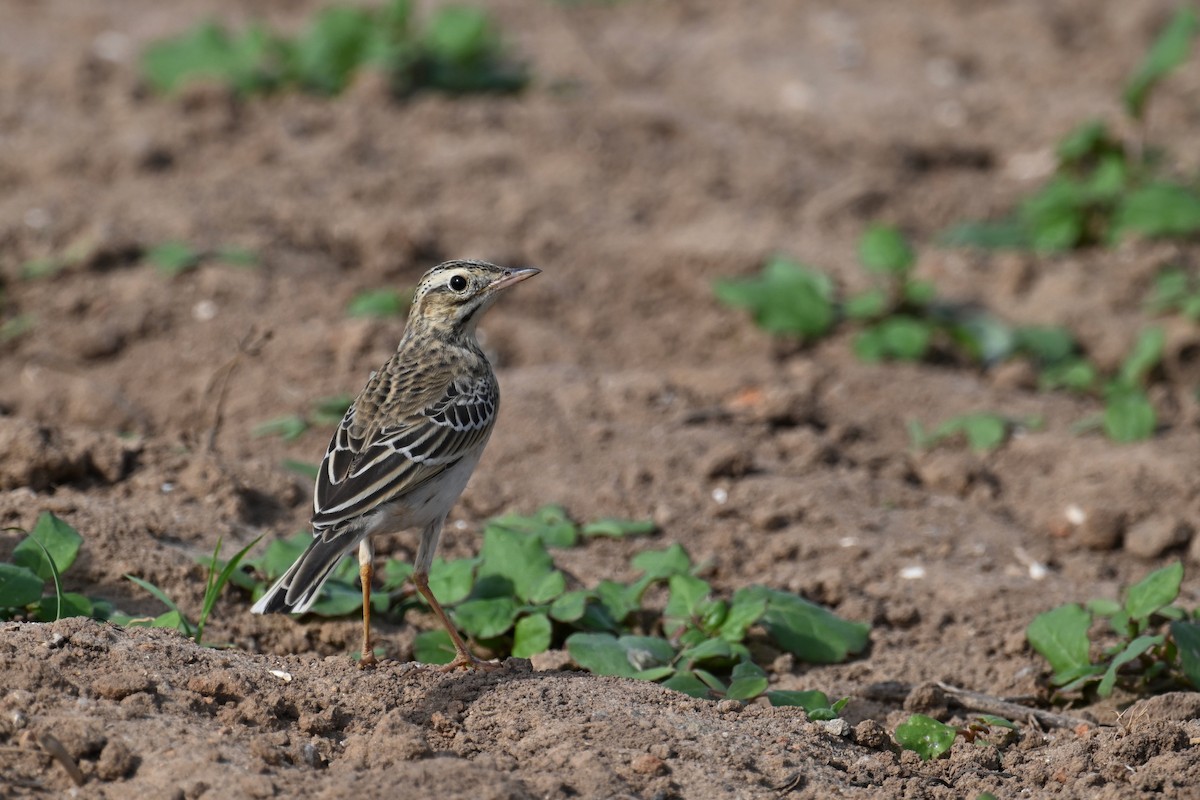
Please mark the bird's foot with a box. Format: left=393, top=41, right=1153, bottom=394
left=356, top=650, right=379, bottom=669
left=437, top=651, right=502, bottom=673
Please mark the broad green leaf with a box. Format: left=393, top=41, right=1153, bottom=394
left=726, top=661, right=769, bottom=701
left=1114, top=183, right=1200, bottom=241
left=566, top=632, right=672, bottom=678
left=719, top=589, right=768, bottom=642
left=0, top=563, right=44, bottom=609
left=255, top=534, right=309, bottom=580
left=1169, top=620, right=1200, bottom=688
left=661, top=669, right=710, bottom=698
left=844, top=288, right=888, bottom=320
left=633, top=666, right=676, bottom=682
left=631, top=544, right=692, bottom=579
left=141, top=22, right=283, bottom=95
left=713, top=258, right=836, bottom=339
left=512, top=612, right=552, bottom=658
left=861, top=316, right=932, bottom=362
left=310, top=394, right=354, bottom=426
left=1026, top=603, right=1092, bottom=680
left=1057, top=120, right=1115, bottom=164
left=452, top=597, right=517, bottom=638
left=527, top=570, right=566, bottom=604
left=593, top=580, right=640, bottom=624
left=1103, top=386, right=1156, bottom=443
left=1118, top=327, right=1166, bottom=387
left=293, top=6, right=378, bottom=95
left=487, top=506, right=577, bottom=548
left=665, top=574, right=711, bottom=620
left=680, top=637, right=733, bottom=666
left=13, top=513, right=83, bottom=582
left=308, top=580, right=365, bottom=617
left=1086, top=598, right=1122, bottom=618
left=859, top=224, right=915, bottom=276
left=413, top=629, right=455, bottom=664
left=1039, top=359, right=1098, bottom=392
left=381, top=558, right=414, bottom=592
left=1124, top=562, right=1183, bottom=621
left=32, top=592, right=94, bottom=622
left=548, top=590, right=590, bottom=623
left=477, top=527, right=553, bottom=602
left=1014, top=326, right=1077, bottom=366
left=1124, top=6, right=1200, bottom=120
left=748, top=587, right=870, bottom=664
left=1097, top=634, right=1163, bottom=697
left=1019, top=178, right=1087, bottom=251
left=581, top=518, right=656, bottom=538
left=694, top=668, right=726, bottom=693
left=894, top=714, right=957, bottom=760
left=765, top=689, right=830, bottom=711
left=975, top=714, right=1016, bottom=730
left=346, top=288, right=410, bottom=318
left=427, top=557, right=476, bottom=605
left=620, top=635, right=676, bottom=670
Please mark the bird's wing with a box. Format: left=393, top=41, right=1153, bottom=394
left=310, top=371, right=497, bottom=538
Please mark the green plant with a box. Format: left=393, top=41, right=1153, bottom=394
left=712, top=256, right=835, bottom=341
left=908, top=412, right=1041, bottom=454
left=346, top=287, right=412, bottom=319
left=894, top=714, right=1016, bottom=761
left=115, top=535, right=261, bottom=646
left=237, top=506, right=869, bottom=704
left=148, top=241, right=259, bottom=276
left=942, top=6, right=1200, bottom=252
left=141, top=1, right=528, bottom=99
left=254, top=394, right=354, bottom=441
left=1026, top=562, right=1200, bottom=699
left=0, top=513, right=113, bottom=622
left=1147, top=266, right=1200, bottom=320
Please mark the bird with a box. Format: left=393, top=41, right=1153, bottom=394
left=251, top=259, right=540, bottom=669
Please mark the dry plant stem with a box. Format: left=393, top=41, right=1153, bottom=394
left=935, top=682, right=1097, bottom=730
left=37, top=733, right=84, bottom=786
left=203, top=326, right=269, bottom=452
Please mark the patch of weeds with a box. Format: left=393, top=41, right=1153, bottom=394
left=238, top=506, right=868, bottom=706
left=142, top=0, right=528, bottom=99
left=908, top=412, right=1041, bottom=454
left=1147, top=265, right=1200, bottom=320
left=147, top=241, right=259, bottom=276
left=114, top=535, right=261, bottom=646
left=254, top=394, right=355, bottom=441
left=0, top=513, right=114, bottom=622
left=942, top=7, right=1200, bottom=251
left=712, top=256, right=835, bottom=341
left=1026, top=561, right=1200, bottom=699
left=346, top=287, right=411, bottom=319
left=894, top=714, right=1017, bottom=761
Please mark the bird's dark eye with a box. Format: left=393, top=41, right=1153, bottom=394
left=449, top=275, right=468, bottom=292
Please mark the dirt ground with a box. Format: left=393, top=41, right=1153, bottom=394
left=3, top=0, right=1200, bottom=797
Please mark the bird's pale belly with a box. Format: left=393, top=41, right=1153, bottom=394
left=380, top=447, right=486, bottom=532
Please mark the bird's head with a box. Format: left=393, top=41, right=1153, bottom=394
left=407, top=260, right=540, bottom=341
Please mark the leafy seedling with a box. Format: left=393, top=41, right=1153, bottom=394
left=346, top=288, right=411, bottom=319
left=117, top=535, right=261, bottom=646
left=909, top=412, right=1041, bottom=454
left=713, top=256, right=835, bottom=340
left=894, top=713, right=1017, bottom=761
left=0, top=513, right=112, bottom=622
left=1027, top=561, right=1200, bottom=698
left=254, top=394, right=354, bottom=441
left=1146, top=266, right=1200, bottom=320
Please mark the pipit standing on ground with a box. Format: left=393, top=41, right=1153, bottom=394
left=252, top=259, right=540, bottom=669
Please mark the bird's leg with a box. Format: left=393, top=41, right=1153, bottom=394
left=357, top=538, right=377, bottom=668
left=412, top=570, right=499, bottom=672
left=413, top=519, right=499, bottom=672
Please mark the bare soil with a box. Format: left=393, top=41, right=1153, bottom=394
left=3, top=1, right=1200, bottom=797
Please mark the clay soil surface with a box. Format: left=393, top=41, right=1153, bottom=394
left=4, top=1, right=1200, bottom=797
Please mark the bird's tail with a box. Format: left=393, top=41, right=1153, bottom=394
left=250, top=534, right=357, bottom=616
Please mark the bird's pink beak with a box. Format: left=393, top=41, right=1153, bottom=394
left=489, top=267, right=541, bottom=292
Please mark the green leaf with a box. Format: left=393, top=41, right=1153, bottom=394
left=381, top=558, right=414, bottom=591
left=859, top=224, right=915, bottom=276
left=665, top=575, right=711, bottom=620
left=1124, top=6, right=1200, bottom=120
left=894, top=714, right=957, bottom=760
left=939, top=219, right=1029, bottom=250
left=719, top=589, right=768, bottom=642
left=1098, top=634, right=1164, bottom=697
left=548, top=590, right=590, bottom=623
left=214, top=246, right=258, bottom=267
left=726, top=661, right=769, bottom=701
left=1014, top=326, right=1078, bottom=366
left=1103, top=385, right=1156, bottom=442
left=32, top=592, right=94, bottom=622
left=581, top=518, right=656, bottom=538
left=477, top=526, right=554, bottom=603
left=565, top=632, right=674, bottom=678
left=975, top=714, right=1017, bottom=730
left=346, top=288, right=411, bottom=318
left=1118, top=327, right=1166, bottom=386
left=593, top=580, right=640, bottom=625
left=141, top=22, right=283, bottom=95
left=453, top=597, right=517, bottom=638
left=512, top=612, right=552, bottom=658
left=749, top=587, right=869, bottom=664
left=632, top=666, right=676, bottom=682
left=527, top=570, right=566, bottom=604
left=282, top=459, right=320, bottom=480
left=713, top=257, right=836, bottom=340
left=292, top=6, right=378, bottom=95
left=1019, top=178, right=1087, bottom=252
left=1057, top=120, right=1116, bottom=164
left=253, top=415, right=309, bottom=441
left=1114, top=183, right=1200, bottom=241
left=661, top=669, right=711, bottom=698
left=1039, top=358, right=1098, bottom=392
left=1026, top=603, right=1092, bottom=680
left=765, top=689, right=831, bottom=711
left=148, top=241, right=201, bottom=275
left=13, top=512, right=83, bottom=582
left=308, top=580, right=365, bottom=617
left=487, top=505, right=578, bottom=548
left=1169, top=620, right=1200, bottom=688
left=631, top=543, right=692, bottom=579
left=0, top=564, right=44, bottom=610
left=874, top=316, right=933, bottom=361
left=198, top=535, right=262, bottom=643
left=427, top=557, right=476, bottom=605
left=843, top=288, right=888, bottom=320
left=1124, top=562, right=1183, bottom=621
left=679, top=637, right=734, bottom=666
left=413, top=629, right=455, bottom=664
left=1086, top=598, right=1122, bottom=618
left=424, top=6, right=492, bottom=63
left=310, top=394, right=354, bottom=426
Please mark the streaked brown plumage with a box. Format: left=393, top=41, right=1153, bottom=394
left=252, top=259, right=539, bottom=669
